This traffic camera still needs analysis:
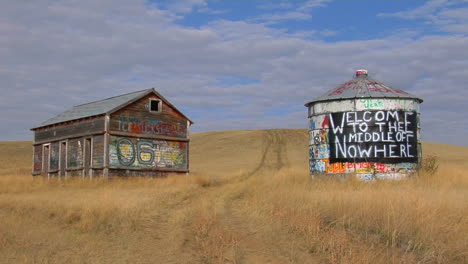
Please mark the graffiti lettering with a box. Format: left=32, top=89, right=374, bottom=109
left=116, top=138, right=136, bottom=166
left=109, top=136, right=187, bottom=170
left=116, top=115, right=186, bottom=138
left=329, top=110, right=418, bottom=163
left=309, top=160, right=418, bottom=175
left=359, top=98, right=384, bottom=109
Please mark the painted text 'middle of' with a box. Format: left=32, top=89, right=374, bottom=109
left=328, top=110, right=418, bottom=163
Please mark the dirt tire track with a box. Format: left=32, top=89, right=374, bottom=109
left=201, top=129, right=307, bottom=263
left=245, top=130, right=273, bottom=178
left=0, top=129, right=305, bottom=264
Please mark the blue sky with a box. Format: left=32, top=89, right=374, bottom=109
left=162, top=1, right=424, bottom=39
left=1, top=0, right=467, bottom=145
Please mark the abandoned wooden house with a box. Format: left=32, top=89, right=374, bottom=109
left=31, top=88, right=193, bottom=177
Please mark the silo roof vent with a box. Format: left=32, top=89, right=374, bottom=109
left=305, top=69, right=423, bottom=106
left=355, top=69, right=368, bottom=77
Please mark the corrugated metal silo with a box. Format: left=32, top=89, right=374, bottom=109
left=305, top=70, right=423, bottom=180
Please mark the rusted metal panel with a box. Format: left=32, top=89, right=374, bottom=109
left=67, top=138, right=83, bottom=169
left=108, top=135, right=188, bottom=171
left=34, top=116, right=105, bottom=143
left=109, top=94, right=188, bottom=138
left=305, top=70, right=423, bottom=106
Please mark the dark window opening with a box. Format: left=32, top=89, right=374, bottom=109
left=150, top=99, right=161, bottom=112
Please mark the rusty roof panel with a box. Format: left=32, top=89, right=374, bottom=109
left=305, top=71, right=423, bottom=106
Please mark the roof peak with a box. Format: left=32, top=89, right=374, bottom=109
left=74, top=88, right=153, bottom=107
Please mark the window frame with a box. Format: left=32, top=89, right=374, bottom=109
left=149, top=98, right=162, bottom=113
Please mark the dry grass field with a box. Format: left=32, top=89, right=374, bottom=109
left=0, top=129, right=467, bottom=264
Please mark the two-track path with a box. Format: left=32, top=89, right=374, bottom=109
left=1, top=129, right=315, bottom=264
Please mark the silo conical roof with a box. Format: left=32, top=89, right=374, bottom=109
left=305, top=70, right=423, bottom=106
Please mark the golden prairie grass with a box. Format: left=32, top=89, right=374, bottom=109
left=245, top=167, right=468, bottom=263
left=0, top=130, right=467, bottom=263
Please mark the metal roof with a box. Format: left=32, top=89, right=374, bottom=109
left=305, top=70, right=423, bottom=106
left=32, top=88, right=193, bottom=129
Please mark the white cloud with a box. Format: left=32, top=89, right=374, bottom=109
left=255, top=11, right=312, bottom=23
left=0, top=0, right=467, bottom=146
left=253, top=0, right=332, bottom=24
left=161, top=0, right=207, bottom=14
left=297, top=0, right=334, bottom=11
left=378, top=0, right=468, bottom=33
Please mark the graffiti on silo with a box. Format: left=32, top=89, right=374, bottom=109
left=306, top=70, right=422, bottom=180
left=328, top=110, right=418, bottom=163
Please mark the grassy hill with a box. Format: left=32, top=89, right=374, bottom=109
left=0, top=129, right=467, bottom=263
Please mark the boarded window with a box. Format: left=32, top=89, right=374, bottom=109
left=50, top=142, right=59, bottom=171
left=92, top=135, right=105, bottom=167
left=67, top=138, right=83, bottom=168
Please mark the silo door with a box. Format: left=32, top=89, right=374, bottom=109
left=84, top=138, right=92, bottom=177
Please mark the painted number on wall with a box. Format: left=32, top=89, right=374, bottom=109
left=109, top=136, right=187, bottom=170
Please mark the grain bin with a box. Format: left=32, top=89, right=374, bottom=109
left=305, top=70, right=423, bottom=180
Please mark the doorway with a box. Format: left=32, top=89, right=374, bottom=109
left=84, top=138, right=92, bottom=177
left=43, top=145, right=50, bottom=176
left=60, top=141, right=66, bottom=177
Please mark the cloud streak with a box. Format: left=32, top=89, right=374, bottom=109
left=0, top=0, right=467, bottom=145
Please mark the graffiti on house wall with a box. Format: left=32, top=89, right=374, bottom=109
left=33, top=145, right=42, bottom=172
left=113, top=115, right=187, bottom=138
left=109, top=136, right=187, bottom=170
left=50, top=143, right=59, bottom=170
left=327, top=110, right=418, bottom=163
left=67, top=139, right=83, bottom=168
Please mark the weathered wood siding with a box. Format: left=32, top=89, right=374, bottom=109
left=92, top=135, right=105, bottom=168
left=34, top=116, right=105, bottom=143
left=33, top=145, right=42, bottom=174
left=67, top=138, right=83, bottom=169
left=108, top=135, right=188, bottom=171
left=109, top=94, right=188, bottom=138
left=108, top=169, right=171, bottom=177
left=43, top=146, right=49, bottom=175
left=50, top=142, right=59, bottom=171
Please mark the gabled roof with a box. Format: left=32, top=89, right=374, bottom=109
left=32, top=88, right=193, bottom=130
left=305, top=70, right=423, bottom=106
